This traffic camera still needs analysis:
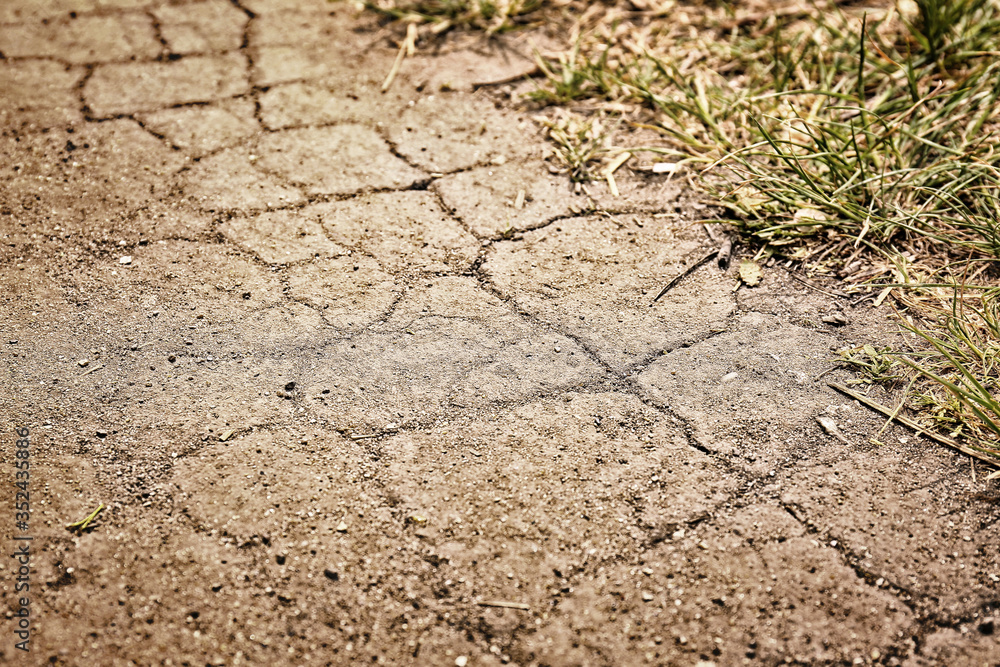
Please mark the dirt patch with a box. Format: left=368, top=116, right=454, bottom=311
left=1, top=1, right=998, bottom=666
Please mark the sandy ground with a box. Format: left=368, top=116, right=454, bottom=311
left=1, top=1, right=999, bottom=665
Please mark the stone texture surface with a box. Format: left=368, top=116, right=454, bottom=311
left=386, top=93, right=541, bottom=173
left=636, top=311, right=841, bottom=471
left=0, top=13, right=160, bottom=63
left=436, top=160, right=588, bottom=237
left=0, top=60, right=85, bottom=129
left=1, top=3, right=997, bottom=666
left=179, top=147, right=306, bottom=211
left=84, top=53, right=250, bottom=116
left=137, top=98, right=259, bottom=156
left=255, top=125, right=427, bottom=196
left=314, top=191, right=479, bottom=272
left=153, top=0, right=248, bottom=54
left=485, top=212, right=736, bottom=371
left=221, top=208, right=345, bottom=265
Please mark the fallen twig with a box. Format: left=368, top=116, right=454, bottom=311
left=828, top=382, right=1000, bottom=467
left=652, top=250, right=717, bottom=303
left=382, top=22, right=418, bottom=92
left=477, top=600, right=530, bottom=611
left=716, top=236, right=734, bottom=270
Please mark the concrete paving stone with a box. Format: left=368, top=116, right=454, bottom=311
left=153, top=0, right=248, bottom=54
left=85, top=53, right=250, bottom=116
left=123, top=351, right=308, bottom=430
left=385, top=92, right=540, bottom=173
left=508, top=503, right=911, bottom=665
left=299, top=277, right=606, bottom=430
left=251, top=43, right=356, bottom=87
left=119, top=201, right=216, bottom=241
left=220, top=208, right=346, bottom=264
left=284, top=255, right=400, bottom=331
left=257, top=76, right=402, bottom=130
left=636, top=311, right=840, bottom=469
left=179, top=147, right=305, bottom=211
left=105, top=239, right=287, bottom=308
left=246, top=6, right=371, bottom=49
left=0, top=13, right=160, bottom=63
left=383, top=392, right=733, bottom=549
left=371, top=394, right=735, bottom=628
left=313, top=191, right=479, bottom=272
left=435, top=159, right=586, bottom=237
left=485, top=212, right=736, bottom=370
left=0, top=119, right=185, bottom=233
left=0, top=263, right=74, bottom=375
left=406, top=38, right=538, bottom=92
left=137, top=97, right=259, bottom=155
left=737, top=266, right=856, bottom=321
left=0, top=59, right=84, bottom=130
left=904, top=625, right=1000, bottom=667
left=778, top=443, right=1000, bottom=620
left=0, top=0, right=149, bottom=23
left=254, top=125, right=427, bottom=196
left=161, top=426, right=495, bottom=664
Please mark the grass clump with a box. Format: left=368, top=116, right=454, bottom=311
left=359, top=0, right=547, bottom=34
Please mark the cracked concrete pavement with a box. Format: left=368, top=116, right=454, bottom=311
left=1, top=1, right=999, bottom=666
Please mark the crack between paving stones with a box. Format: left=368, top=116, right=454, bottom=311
left=777, top=500, right=931, bottom=628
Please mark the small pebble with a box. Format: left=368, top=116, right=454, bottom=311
left=119, top=255, right=132, bottom=265
left=168, top=355, right=176, bottom=363
left=78, top=359, right=89, bottom=367
left=455, top=658, right=468, bottom=667
left=336, top=521, right=348, bottom=533
left=323, top=569, right=339, bottom=582
left=96, top=429, right=107, bottom=438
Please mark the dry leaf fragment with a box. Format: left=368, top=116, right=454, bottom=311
left=739, top=259, right=763, bottom=286
left=817, top=415, right=849, bottom=444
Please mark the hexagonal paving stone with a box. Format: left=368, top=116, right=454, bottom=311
left=251, top=44, right=359, bottom=87
left=247, top=7, right=372, bottom=48
left=385, top=93, right=540, bottom=173
left=138, top=98, right=258, bottom=155
left=0, top=119, right=186, bottom=230
left=0, top=0, right=148, bottom=23
left=85, top=53, right=250, bottom=116
left=779, top=442, right=1000, bottom=620
left=313, top=191, right=479, bottom=272
left=153, top=0, right=249, bottom=54
left=435, top=159, right=584, bottom=237
left=285, top=255, right=399, bottom=331
left=299, top=277, right=606, bottom=431
left=221, top=208, right=345, bottom=264
left=0, top=60, right=84, bottom=129
left=484, top=212, right=736, bottom=371
left=406, top=40, right=538, bottom=92
left=258, top=78, right=398, bottom=130
left=255, top=125, right=426, bottom=196
left=522, top=504, right=914, bottom=665
left=636, top=311, right=840, bottom=469
left=180, top=147, right=305, bottom=212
